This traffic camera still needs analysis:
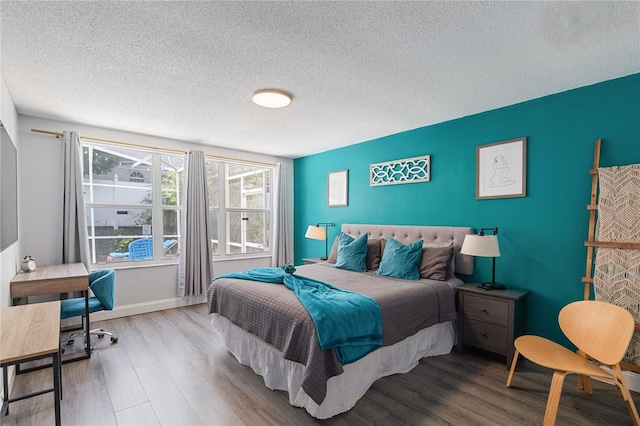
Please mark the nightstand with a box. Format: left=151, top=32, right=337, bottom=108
left=302, top=258, right=325, bottom=265
left=457, top=284, right=529, bottom=367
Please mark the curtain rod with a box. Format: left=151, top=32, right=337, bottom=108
left=30, top=128, right=277, bottom=167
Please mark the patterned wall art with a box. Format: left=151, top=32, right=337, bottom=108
left=370, top=155, right=431, bottom=187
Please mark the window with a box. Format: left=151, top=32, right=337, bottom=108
left=83, top=141, right=274, bottom=265
left=206, top=160, right=273, bottom=258
left=83, top=143, right=183, bottom=264
left=129, top=171, right=144, bottom=182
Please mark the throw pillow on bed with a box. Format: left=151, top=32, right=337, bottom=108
left=335, top=232, right=368, bottom=272
left=376, top=237, right=423, bottom=280
left=419, top=246, right=454, bottom=280
left=328, top=235, right=382, bottom=271
left=326, top=235, right=341, bottom=263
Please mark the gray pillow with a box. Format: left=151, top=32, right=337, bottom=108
left=366, top=239, right=382, bottom=271
left=419, top=246, right=454, bottom=281
left=326, top=236, right=340, bottom=263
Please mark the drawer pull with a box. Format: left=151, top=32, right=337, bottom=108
left=481, top=307, right=487, bottom=312
left=481, top=331, right=487, bottom=337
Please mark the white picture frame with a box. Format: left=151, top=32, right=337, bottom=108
left=476, top=137, right=527, bottom=199
left=328, top=169, right=348, bottom=207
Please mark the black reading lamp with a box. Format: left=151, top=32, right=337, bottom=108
left=305, top=223, right=335, bottom=260
left=460, top=227, right=504, bottom=290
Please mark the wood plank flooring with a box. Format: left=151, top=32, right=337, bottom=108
left=3, top=303, right=638, bottom=425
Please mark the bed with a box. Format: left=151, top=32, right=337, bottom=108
left=207, top=224, right=474, bottom=418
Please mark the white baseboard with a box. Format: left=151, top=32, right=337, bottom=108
left=623, top=370, right=640, bottom=393
left=90, top=295, right=207, bottom=322
left=599, top=366, right=640, bottom=393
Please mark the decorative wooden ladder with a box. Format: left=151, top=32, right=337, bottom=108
left=582, top=139, right=640, bottom=373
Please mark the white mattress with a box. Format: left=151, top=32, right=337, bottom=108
left=212, top=313, right=455, bottom=419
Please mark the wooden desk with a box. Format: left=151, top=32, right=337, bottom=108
left=0, top=301, right=62, bottom=426
left=11, top=263, right=91, bottom=361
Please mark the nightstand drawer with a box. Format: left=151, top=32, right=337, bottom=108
left=457, top=284, right=529, bottom=367
left=462, top=319, right=508, bottom=354
left=463, top=294, right=509, bottom=326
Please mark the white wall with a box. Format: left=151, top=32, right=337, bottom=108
left=18, top=114, right=294, bottom=317
left=0, top=73, right=20, bottom=310
left=0, top=72, right=21, bottom=401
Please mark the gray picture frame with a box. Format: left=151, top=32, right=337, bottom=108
left=476, top=137, right=527, bottom=199
left=328, top=169, right=348, bottom=207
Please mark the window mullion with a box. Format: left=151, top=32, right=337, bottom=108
left=152, top=152, right=162, bottom=259
left=220, top=162, right=228, bottom=257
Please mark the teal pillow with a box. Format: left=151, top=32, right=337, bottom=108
left=376, top=237, right=423, bottom=280
left=335, top=233, right=368, bottom=272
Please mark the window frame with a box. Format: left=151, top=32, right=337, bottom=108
left=83, top=140, right=275, bottom=266
left=83, top=142, right=183, bottom=267
left=207, top=159, right=275, bottom=260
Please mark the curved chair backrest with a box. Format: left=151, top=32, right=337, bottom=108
left=559, top=300, right=634, bottom=366
left=89, top=269, right=116, bottom=310
left=129, top=238, right=153, bottom=260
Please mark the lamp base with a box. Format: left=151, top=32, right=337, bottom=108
left=477, top=282, right=506, bottom=291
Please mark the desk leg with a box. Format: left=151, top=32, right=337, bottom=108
left=52, top=352, right=61, bottom=426
left=84, top=290, right=91, bottom=358
left=2, top=365, right=8, bottom=417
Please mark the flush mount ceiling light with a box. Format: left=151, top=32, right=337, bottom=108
left=252, top=89, right=292, bottom=108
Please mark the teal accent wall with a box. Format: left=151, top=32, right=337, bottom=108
left=293, top=74, right=640, bottom=345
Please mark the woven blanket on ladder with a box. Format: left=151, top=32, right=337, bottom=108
left=594, top=164, right=640, bottom=366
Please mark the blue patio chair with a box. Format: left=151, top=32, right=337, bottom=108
left=108, top=239, right=177, bottom=261
left=128, top=238, right=153, bottom=260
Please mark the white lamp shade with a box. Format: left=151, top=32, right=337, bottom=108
left=305, top=225, right=326, bottom=241
left=460, top=234, right=501, bottom=257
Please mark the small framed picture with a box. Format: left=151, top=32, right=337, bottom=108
left=476, top=137, right=527, bottom=199
left=328, top=169, right=348, bottom=207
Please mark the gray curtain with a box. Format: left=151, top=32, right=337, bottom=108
left=271, top=162, right=290, bottom=266
left=62, top=131, right=90, bottom=271
left=178, top=150, right=213, bottom=296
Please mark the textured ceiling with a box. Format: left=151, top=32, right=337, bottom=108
left=1, top=1, right=638, bottom=158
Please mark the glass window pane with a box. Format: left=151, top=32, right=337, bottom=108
left=206, top=160, right=219, bottom=208
left=226, top=164, right=271, bottom=209
left=226, top=211, right=270, bottom=254
left=86, top=207, right=153, bottom=263
left=163, top=209, right=180, bottom=259
left=162, top=154, right=184, bottom=206
left=209, top=208, right=219, bottom=255
left=246, top=193, right=264, bottom=209
left=83, top=145, right=153, bottom=205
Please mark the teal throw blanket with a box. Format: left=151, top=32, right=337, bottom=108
left=216, top=267, right=383, bottom=364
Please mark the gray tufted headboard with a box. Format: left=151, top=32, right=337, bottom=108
left=341, top=224, right=474, bottom=276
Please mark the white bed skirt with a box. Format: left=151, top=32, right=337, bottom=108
left=212, top=314, right=455, bottom=419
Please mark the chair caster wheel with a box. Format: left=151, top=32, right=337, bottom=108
left=61, top=348, right=65, bottom=354
left=67, top=339, right=75, bottom=345
left=98, top=334, right=105, bottom=338
left=111, top=337, right=119, bottom=343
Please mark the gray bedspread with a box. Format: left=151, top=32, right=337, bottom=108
left=206, top=263, right=457, bottom=405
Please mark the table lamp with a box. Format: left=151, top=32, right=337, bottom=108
left=305, top=223, right=334, bottom=260
left=461, top=227, right=504, bottom=290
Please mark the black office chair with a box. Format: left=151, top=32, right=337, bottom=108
left=60, top=269, right=118, bottom=349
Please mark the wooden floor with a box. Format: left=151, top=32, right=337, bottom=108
left=3, top=303, right=638, bottom=425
